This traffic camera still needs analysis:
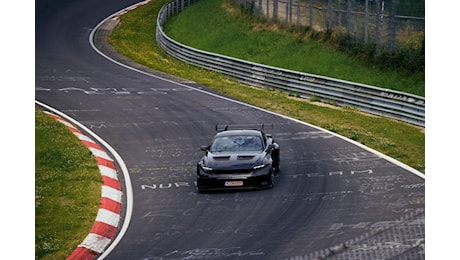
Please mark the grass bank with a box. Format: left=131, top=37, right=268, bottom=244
left=163, top=0, right=424, bottom=96
left=35, top=109, right=102, bottom=259
left=109, top=0, right=424, bottom=172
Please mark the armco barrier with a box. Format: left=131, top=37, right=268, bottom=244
left=156, top=0, right=425, bottom=127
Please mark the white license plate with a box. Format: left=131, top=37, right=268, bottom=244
left=224, top=181, right=243, bottom=187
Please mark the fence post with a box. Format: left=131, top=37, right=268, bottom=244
left=347, top=0, right=351, bottom=34
left=297, top=2, right=300, bottom=26
left=389, top=0, right=396, bottom=51
left=375, top=0, right=381, bottom=45
left=327, top=0, right=333, bottom=30
left=286, top=3, right=289, bottom=24
left=365, top=0, right=369, bottom=43
left=266, top=0, right=269, bottom=17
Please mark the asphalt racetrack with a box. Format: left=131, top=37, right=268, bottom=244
left=35, top=0, right=425, bottom=259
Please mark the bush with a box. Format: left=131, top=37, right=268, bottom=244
left=235, top=0, right=424, bottom=79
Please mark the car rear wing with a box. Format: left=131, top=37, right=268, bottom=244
left=215, top=123, right=274, bottom=132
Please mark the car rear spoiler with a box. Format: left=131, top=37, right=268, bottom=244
left=215, top=123, right=274, bottom=132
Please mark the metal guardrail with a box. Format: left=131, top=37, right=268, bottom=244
left=156, top=0, right=425, bottom=127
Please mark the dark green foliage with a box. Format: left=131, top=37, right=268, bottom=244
left=339, top=27, right=421, bottom=78
left=237, top=0, right=425, bottom=81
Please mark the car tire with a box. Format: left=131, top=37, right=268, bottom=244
left=266, top=171, right=274, bottom=188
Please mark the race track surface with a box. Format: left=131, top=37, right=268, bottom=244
left=35, top=0, right=425, bottom=259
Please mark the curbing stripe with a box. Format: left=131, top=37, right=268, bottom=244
left=81, top=140, right=103, bottom=150
left=96, top=157, right=116, bottom=169
left=89, top=221, right=119, bottom=239
left=80, top=233, right=112, bottom=253
left=95, top=208, right=120, bottom=228
left=102, top=175, right=122, bottom=191
left=101, top=186, right=123, bottom=203
left=43, top=112, right=122, bottom=260
left=57, top=118, right=80, bottom=131
left=99, top=165, right=118, bottom=179
left=100, top=197, right=122, bottom=214
left=66, top=247, right=97, bottom=260
left=74, top=132, right=96, bottom=143
left=90, top=147, right=114, bottom=161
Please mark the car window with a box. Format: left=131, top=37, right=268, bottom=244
left=241, top=136, right=263, bottom=151
left=210, top=135, right=263, bottom=152
left=261, top=133, right=267, bottom=147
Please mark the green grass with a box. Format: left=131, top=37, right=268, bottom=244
left=163, top=0, right=424, bottom=96
left=35, top=109, right=102, bottom=259
left=109, top=0, right=424, bottom=172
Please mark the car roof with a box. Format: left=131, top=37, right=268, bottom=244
left=214, top=129, right=263, bottom=138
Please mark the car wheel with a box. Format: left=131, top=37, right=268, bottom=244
left=269, top=171, right=275, bottom=188
left=273, top=159, right=280, bottom=174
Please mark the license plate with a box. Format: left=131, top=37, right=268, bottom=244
left=224, top=181, right=243, bottom=187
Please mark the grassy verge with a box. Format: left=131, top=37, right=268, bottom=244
left=163, top=0, right=424, bottom=96
left=35, top=109, right=102, bottom=259
left=109, top=0, right=424, bottom=172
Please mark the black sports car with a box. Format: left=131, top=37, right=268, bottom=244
left=196, top=124, right=280, bottom=192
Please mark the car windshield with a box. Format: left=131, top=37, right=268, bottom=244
left=210, top=135, right=263, bottom=152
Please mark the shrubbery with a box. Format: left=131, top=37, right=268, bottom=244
left=334, top=32, right=424, bottom=79
left=235, top=1, right=425, bottom=80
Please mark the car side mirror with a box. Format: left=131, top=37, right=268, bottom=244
left=200, top=146, right=209, bottom=152
left=266, top=144, right=275, bottom=152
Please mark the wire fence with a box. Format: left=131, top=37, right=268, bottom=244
left=233, top=0, right=424, bottom=51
